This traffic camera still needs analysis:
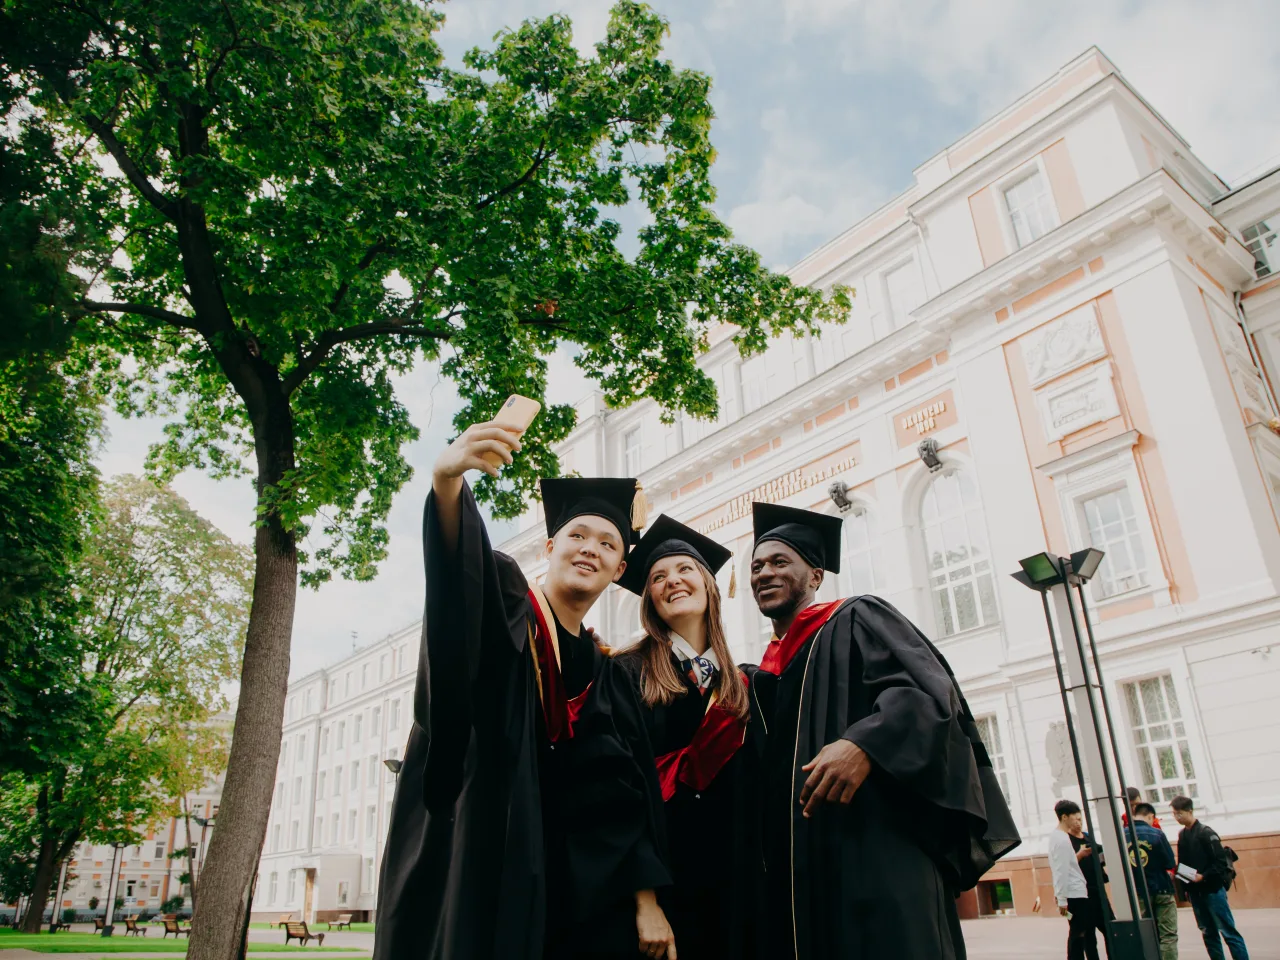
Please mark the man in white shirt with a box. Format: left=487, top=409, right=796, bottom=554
left=1048, top=799, right=1103, bottom=960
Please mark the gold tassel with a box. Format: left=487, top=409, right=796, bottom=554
left=631, top=481, right=648, bottom=531
left=728, top=557, right=737, bottom=599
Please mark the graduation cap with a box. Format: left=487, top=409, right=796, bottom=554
left=617, top=514, right=733, bottom=596
left=540, top=477, right=647, bottom=548
left=752, top=502, right=843, bottom=573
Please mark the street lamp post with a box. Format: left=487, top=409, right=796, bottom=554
left=101, top=843, right=125, bottom=937
left=48, top=857, right=70, bottom=933
left=1013, top=550, right=1158, bottom=960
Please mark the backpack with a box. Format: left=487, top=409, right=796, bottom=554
left=1222, top=845, right=1240, bottom=891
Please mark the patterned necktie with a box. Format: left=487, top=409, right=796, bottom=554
left=681, top=655, right=718, bottom=695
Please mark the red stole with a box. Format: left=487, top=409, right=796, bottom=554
left=758, top=600, right=844, bottom=676
left=527, top=586, right=590, bottom=743
left=653, top=673, right=748, bottom=802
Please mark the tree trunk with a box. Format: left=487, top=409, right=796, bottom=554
left=19, top=835, right=58, bottom=932
left=186, top=406, right=297, bottom=960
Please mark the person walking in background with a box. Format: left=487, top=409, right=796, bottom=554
left=1127, top=802, right=1178, bottom=960
left=1066, top=811, right=1111, bottom=959
left=1048, top=800, right=1102, bottom=960
left=1172, top=796, right=1249, bottom=960
left=1123, top=786, right=1161, bottom=829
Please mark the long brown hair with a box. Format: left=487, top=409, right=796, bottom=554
left=635, top=558, right=748, bottom=720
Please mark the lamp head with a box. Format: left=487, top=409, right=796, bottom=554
left=1070, top=547, right=1105, bottom=583
left=1019, top=552, right=1063, bottom=587
left=383, top=758, right=403, bottom=775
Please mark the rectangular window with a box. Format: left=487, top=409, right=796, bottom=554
left=389, top=699, right=400, bottom=731
left=347, top=809, right=357, bottom=840
left=305, top=689, right=314, bottom=715
left=353, top=714, right=362, bottom=743
left=297, top=733, right=307, bottom=759
left=623, top=426, right=643, bottom=475
left=334, top=766, right=343, bottom=795
left=320, top=727, right=329, bottom=754
left=329, top=679, right=337, bottom=705
left=313, top=816, right=323, bottom=844
left=351, top=761, right=360, bottom=790
left=1081, top=488, right=1148, bottom=598
left=1123, top=674, right=1197, bottom=802
left=399, top=646, right=409, bottom=675
left=362, top=664, right=369, bottom=689
left=271, top=824, right=281, bottom=853
left=286, top=869, right=297, bottom=903
left=741, top=355, right=768, bottom=414
left=317, top=771, right=326, bottom=799
left=331, top=813, right=340, bottom=844
left=372, top=706, right=381, bottom=735
left=290, top=820, right=300, bottom=848
left=345, top=672, right=352, bottom=696
left=337, top=880, right=350, bottom=906
left=884, top=260, right=925, bottom=329
left=380, top=654, right=388, bottom=681
left=364, top=857, right=374, bottom=894
left=268, top=871, right=278, bottom=904
left=153, top=842, right=165, bottom=859
left=275, top=781, right=285, bottom=808
left=366, top=805, right=376, bottom=837
left=336, top=721, right=345, bottom=749
left=367, top=756, right=378, bottom=787
left=974, top=715, right=1010, bottom=800
left=280, top=742, right=288, bottom=767
left=1243, top=218, right=1276, bottom=279
left=292, top=777, right=302, bottom=803
left=1004, top=170, right=1056, bottom=248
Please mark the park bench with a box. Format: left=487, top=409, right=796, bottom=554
left=49, top=920, right=71, bottom=932
left=325, top=914, right=352, bottom=931
left=93, top=918, right=105, bottom=934
left=124, top=917, right=147, bottom=936
left=162, top=919, right=191, bottom=939
left=275, top=913, right=294, bottom=928
left=283, top=922, right=324, bottom=947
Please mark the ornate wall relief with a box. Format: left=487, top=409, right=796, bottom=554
left=1022, top=303, right=1107, bottom=386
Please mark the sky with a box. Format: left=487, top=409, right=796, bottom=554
left=98, top=0, right=1280, bottom=682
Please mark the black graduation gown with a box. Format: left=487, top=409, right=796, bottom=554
left=747, top=596, right=1021, bottom=960
left=604, top=651, right=763, bottom=960
left=374, top=484, right=669, bottom=960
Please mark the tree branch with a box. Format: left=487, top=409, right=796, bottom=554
left=328, top=240, right=387, bottom=313
left=283, top=322, right=449, bottom=395
left=82, top=300, right=200, bottom=332
left=475, top=140, right=549, bottom=211
left=80, top=113, right=179, bottom=220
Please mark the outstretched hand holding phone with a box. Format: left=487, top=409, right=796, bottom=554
left=432, top=395, right=540, bottom=552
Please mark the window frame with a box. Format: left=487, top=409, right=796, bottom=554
left=1045, top=433, right=1168, bottom=608
left=995, top=156, right=1060, bottom=252
left=622, top=425, right=643, bottom=476
left=916, top=467, right=1001, bottom=639
left=1115, top=668, right=1207, bottom=804
left=881, top=254, right=927, bottom=331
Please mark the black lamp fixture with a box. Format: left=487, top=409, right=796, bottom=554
left=1070, top=547, right=1105, bottom=583
left=917, top=437, right=943, bottom=472
left=1012, top=551, right=1063, bottom=590
left=383, top=758, right=403, bottom=776
left=827, top=481, right=853, bottom=512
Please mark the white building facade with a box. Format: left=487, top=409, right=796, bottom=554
left=255, top=48, right=1280, bottom=919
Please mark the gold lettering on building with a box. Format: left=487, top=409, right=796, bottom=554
left=692, top=454, right=858, bottom=535
left=902, top=400, right=947, bottom=436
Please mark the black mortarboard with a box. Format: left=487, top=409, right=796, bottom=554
left=751, top=502, right=843, bottom=573
left=616, top=514, right=732, bottom=596
left=540, top=477, right=646, bottom=548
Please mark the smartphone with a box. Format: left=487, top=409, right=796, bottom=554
left=482, top=394, right=541, bottom=467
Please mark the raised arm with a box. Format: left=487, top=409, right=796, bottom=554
left=431, top=422, right=523, bottom=553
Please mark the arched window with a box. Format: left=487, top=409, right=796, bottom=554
left=920, top=470, right=998, bottom=637
left=838, top=507, right=883, bottom=597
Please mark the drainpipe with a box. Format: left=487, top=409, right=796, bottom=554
left=1235, top=291, right=1280, bottom=417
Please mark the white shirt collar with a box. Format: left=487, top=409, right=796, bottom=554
left=669, top=632, right=718, bottom=669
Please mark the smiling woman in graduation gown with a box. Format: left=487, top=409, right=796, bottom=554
left=746, top=503, right=1021, bottom=960
left=374, top=452, right=669, bottom=960
left=604, top=515, right=762, bottom=960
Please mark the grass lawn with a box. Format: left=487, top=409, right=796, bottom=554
left=0, top=930, right=365, bottom=954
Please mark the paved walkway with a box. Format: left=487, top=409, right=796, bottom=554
left=962, top=908, right=1280, bottom=959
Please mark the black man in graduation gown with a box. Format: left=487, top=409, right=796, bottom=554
left=746, top=502, right=1021, bottom=960
left=374, top=418, right=671, bottom=960
left=606, top=515, right=763, bottom=960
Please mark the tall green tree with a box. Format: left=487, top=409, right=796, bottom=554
left=0, top=2, right=851, bottom=955
left=4, top=476, right=249, bottom=933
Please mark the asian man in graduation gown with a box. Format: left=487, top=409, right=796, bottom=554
left=374, top=421, right=673, bottom=960
left=746, top=502, right=1021, bottom=960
